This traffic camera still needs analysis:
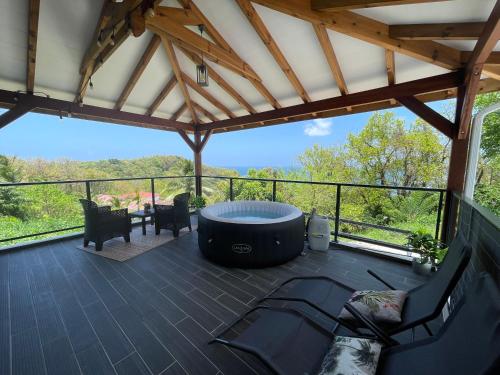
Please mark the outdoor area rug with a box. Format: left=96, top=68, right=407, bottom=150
left=76, top=224, right=196, bottom=262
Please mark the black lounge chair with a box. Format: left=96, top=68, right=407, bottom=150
left=260, top=233, right=472, bottom=338
left=211, top=272, right=500, bottom=375
left=80, top=199, right=131, bottom=251
left=154, top=192, right=192, bottom=237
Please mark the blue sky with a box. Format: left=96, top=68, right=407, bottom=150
left=0, top=100, right=449, bottom=167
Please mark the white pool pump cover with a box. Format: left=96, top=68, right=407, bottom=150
left=308, top=210, right=330, bottom=251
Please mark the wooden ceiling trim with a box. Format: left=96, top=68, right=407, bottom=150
left=313, top=23, right=348, bottom=95
left=115, top=35, right=161, bottom=110
left=204, top=71, right=463, bottom=131
left=192, top=101, right=219, bottom=122
left=161, top=37, right=198, bottom=123
left=389, top=22, right=485, bottom=40
left=311, top=0, right=450, bottom=11
left=27, top=0, right=40, bottom=94
left=236, top=0, right=311, bottom=103
left=182, top=73, right=236, bottom=118
left=252, top=0, right=462, bottom=70
left=177, top=46, right=257, bottom=114
left=146, top=75, right=177, bottom=116
left=176, top=0, right=281, bottom=109
left=458, top=0, right=500, bottom=139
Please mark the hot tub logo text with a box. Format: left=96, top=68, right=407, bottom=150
left=232, top=243, right=252, bottom=254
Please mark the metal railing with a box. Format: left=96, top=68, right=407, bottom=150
left=0, top=175, right=447, bottom=254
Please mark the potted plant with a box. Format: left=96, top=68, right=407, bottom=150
left=191, top=195, right=206, bottom=214
left=407, top=230, right=447, bottom=275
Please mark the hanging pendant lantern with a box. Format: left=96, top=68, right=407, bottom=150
left=196, top=25, right=209, bottom=87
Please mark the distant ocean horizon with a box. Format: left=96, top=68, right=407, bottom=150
left=221, top=166, right=299, bottom=176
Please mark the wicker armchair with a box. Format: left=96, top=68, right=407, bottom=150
left=154, top=192, right=192, bottom=237
left=79, top=199, right=131, bottom=251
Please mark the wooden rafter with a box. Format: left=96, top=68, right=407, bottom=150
left=147, top=17, right=260, bottom=80
left=311, top=0, right=449, bottom=11
left=192, top=102, right=219, bottom=122
left=156, top=6, right=201, bottom=25
left=461, top=51, right=500, bottom=65
left=115, top=35, right=161, bottom=110
left=236, top=0, right=311, bottom=103
left=389, top=22, right=485, bottom=40
left=0, top=89, right=192, bottom=132
left=27, top=0, right=40, bottom=94
left=0, top=104, right=35, bottom=130
left=204, top=71, right=463, bottom=131
left=397, top=96, right=454, bottom=137
left=170, top=102, right=188, bottom=120
left=176, top=0, right=281, bottom=109
left=161, top=37, right=198, bottom=123
left=146, top=75, right=177, bottom=116
left=212, top=78, right=500, bottom=134
left=457, top=0, right=500, bottom=139
left=177, top=46, right=256, bottom=114
left=313, top=23, right=348, bottom=95
left=252, top=0, right=462, bottom=70
left=182, top=73, right=236, bottom=118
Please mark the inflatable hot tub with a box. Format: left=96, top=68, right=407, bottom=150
left=198, top=201, right=305, bottom=268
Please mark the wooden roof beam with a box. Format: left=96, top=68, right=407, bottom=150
left=176, top=0, right=281, bottom=109
left=146, top=75, right=177, bottom=116
left=27, top=0, right=40, bottom=94
left=390, top=22, right=485, bottom=40
left=212, top=78, right=500, bottom=134
left=461, top=51, right=500, bottom=65
left=204, top=71, right=463, bottom=131
left=182, top=73, right=236, bottom=118
left=115, top=35, right=161, bottom=110
left=177, top=46, right=257, bottom=114
left=458, top=0, right=500, bottom=139
left=385, top=50, right=396, bottom=85
left=177, top=129, right=196, bottom=152
left=311, top=0, right=450, bottom=11
left=0, top=89, right=193, bottom=132
left=236, top=0, right=311, bottom=103
left=147, top=17, right=260, bottom=81
left=253, top=0, right=462, bottom=70
left=161, top=37, right=198, bottom=123
left=156, top=6, right=201, bottom=25
left=313, top=23, right=348, bottom=95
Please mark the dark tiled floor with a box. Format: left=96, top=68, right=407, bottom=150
left=0, top=226, right=437, bottom=375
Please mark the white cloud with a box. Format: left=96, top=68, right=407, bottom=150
left=304, top=118, right=334, bottom=136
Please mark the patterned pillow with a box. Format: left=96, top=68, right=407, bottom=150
left=338, top=290, right=408, bottom=324
left=317, top=336, right=382, bottom=375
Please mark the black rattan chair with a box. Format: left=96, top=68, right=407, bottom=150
left=154, top=192, right=191, bottom=237
left=79, top=199, right=130, bottom=251
left=260, top=233, right=472, bottom=338
left=211, top=272, right=500, bottom=375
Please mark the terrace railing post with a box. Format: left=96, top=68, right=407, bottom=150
left=151, top=178, right=156, bottom=206
left=272, top=180, right=277, bottom=202
left=435, top=190, right=444, bottom=240
left=229, top=178, right=234, bottom=201
left=334, top=184, right=341, bottom=242
left=85, top=181, right=91, bottom=201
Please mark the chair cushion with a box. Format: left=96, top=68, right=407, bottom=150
left=317, top=336, right=382, bottom=375
left=339, top=290, right=408, bottom=324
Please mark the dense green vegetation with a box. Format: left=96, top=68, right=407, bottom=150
left=1, top=94, right=498, bottom=248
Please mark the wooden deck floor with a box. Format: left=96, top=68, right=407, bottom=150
left=0, top=225, right=436, bottom=375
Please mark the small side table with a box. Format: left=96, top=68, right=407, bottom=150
left=130, top=209, right=155, bottom=235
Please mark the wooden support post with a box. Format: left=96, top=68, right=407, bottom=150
left=194, top=130, right=202, bottom=197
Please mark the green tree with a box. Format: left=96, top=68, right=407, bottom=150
left=0, top=155, right=25, bottom=218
